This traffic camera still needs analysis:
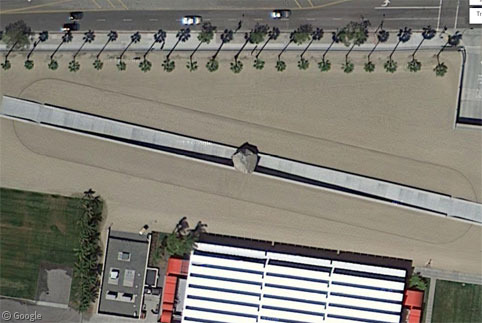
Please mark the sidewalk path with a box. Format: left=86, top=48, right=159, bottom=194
left=415, top=267, right=482, bottom=285
left=424, top=278, right=437, bottom=323
left=0, top=31, right=451, bottom=54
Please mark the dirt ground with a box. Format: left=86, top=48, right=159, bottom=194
left=1, top=50, right=481, bottom=275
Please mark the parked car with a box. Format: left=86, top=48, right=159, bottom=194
left=181, top=15, right=202, bottom=25
left=69, top=11, right=84, bottom=20
left=61, top=22, right=79, bottom=31
left=270, top=9, right=291, bottom=19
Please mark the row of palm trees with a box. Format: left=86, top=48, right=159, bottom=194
left=1, top=22, right=462, bottom=76
left=72, top=189, right=103, bottom=313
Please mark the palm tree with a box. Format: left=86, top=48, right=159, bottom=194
left=49, top=31, right=72, bottom=69
left=434, top=31, right=462, bottom=77
left=139, top=59, right=152, bottom=72
left=300, top=28, right=323, bottom=59
left=296, top=27, right=323, bottom=71
left=93, top=59, right=103, bottom=70
left=187, top=22, right=215, bottom=72
left=385, top=27, right=412, bottom=73
left=93, top=30, right=117, bottom=70
left=207, top=29, right=233, bottom=72
left=365, top=22, right=389, bottom=73
left=73, top=30, right=95, bottom=60
left=230, top=60, right=243, bottom=73
left=342, top=60, right=354, bottom=73
left=1, top=60, right=11, bottom=70
left=255, top=27, right=280, bottom=68
left=276, top=60, right=286, bottom=72
left=253, top=58, right=265, bottom=70
left=24, top=60, right=34, bottom=69
left=144, top=29, right=166, bottom=59
left=297, top=58, right=309, bottom=70
left=162, top=58, right=175, bottom=72
left=406, top=25, right=435, bottom=73
left=139, top=29, right=166, bottom=72
left=166, top=28, right=191, bottom=60
left=69, top=60, right=80, bottom=72
left=434, top=62, right=448, bottom=77
left=318, top=30, right=341, bottom=72
left=407, top=59, right=421, bottom=72
left=26, top=30, right=48, bottom=65
left=231, top=24, right=269, bottom=74
left=118, top=32, right=141, bottom=71
left=384, top=59, right=397, bottom=73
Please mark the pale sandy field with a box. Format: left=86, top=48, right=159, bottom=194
left=1, top=50, right=481, bottom=274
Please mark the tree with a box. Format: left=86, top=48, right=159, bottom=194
left=278, top=24, right=313, bottom=66
left=50, top=31, right=73, bottom=69
left=206, top=59, right=219, bottom=72
left=26, top=31, right=48, bottom=62
left=207, top=29, right=233, bottom=72
left=434, top=62, right=448, bottom=77
left=116, top=60, right=126, bottom=71
left=297, top=57, right=309, bottom=70
left=93, top=59, right=103, bottom=70
left=73, top=30, right=95, bottom=60
left=407, top=59, right=421, bottom=72
left=2, top=20, right=32, bottom=50
left=1, top=60, right=11, bottom=70
left=255, top=27, right=280, bottom=61
left=435, top=32, right=462, bottom=77
left=164, top=232, right=196, bottom=257
left=144, top=29, right=166, bottom=59
left=275, top=60, right=286, bottom=72
left=342, top=60, right=354, bottom=73
left=319, top=31, right=341, bottom=72
left=162, top=58, right=175, bottom=72
left=118, top=32, right=141, bottom=71
left=94, top=30, right=117, bottom=69
left=188, top=22, right=215, bottom=72
left=386, top=27, right=412, bottom=74
left=364, top=61, right=375, bottom=73
left=409, top=273, right=428, bottom=291
left=139, top=59, right=152, bottom=72
left=318, top=59, right=331, bottom=72
left=69, top=60, right=80, bottom=72
left=384, top=59, right=397, bottom=73
left=230, top=60, right=243, bottom=74
left=24, top=60, right=34, bottom=70
left=48, top=59, right=58, bottom=70
left=300, top=27, right=323, bottom=59
left=365, top=23, right=389, bottom=73
left=231, top=24, right=269, bottom=74
left=166, top=28, right=191, bottom=60
left=341, top=20, right=370, bottom=73
left=253, top=58, right=265, bottom=70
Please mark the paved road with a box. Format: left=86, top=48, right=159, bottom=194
left=0, top=0, right=471, bottom=32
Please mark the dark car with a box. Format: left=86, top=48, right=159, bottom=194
left=69, top=11, right=84, bottom=20
left=270, top=9, right=291, bottom=19
left=62, top=22, right=79, bottom=32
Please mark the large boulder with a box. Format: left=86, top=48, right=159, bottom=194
left=232, top=142, right=259, bottom=174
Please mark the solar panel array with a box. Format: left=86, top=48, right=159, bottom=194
left=181, top=243, right=407, bottom=323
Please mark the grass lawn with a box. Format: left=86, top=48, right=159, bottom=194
left=0, top=187, right=82, bottom=300
left=432, top=279, right=482, bottom=323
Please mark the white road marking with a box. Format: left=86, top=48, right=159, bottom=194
left=123, top=18, right=132, bottom=22
left=454, top=0, right=460, bottom=30
left=227, top=18, right=237, bottom=21
left=385, top=17, right=438, bottom=20
left=306, top=18, right=316, bottom=21
left=374, top=6, right=440, bottom=10
left=437, top=0, right=443, bottom=30
left=149, top=18, right=158, bottom=21
left=96, top=18, right=106, bottom=21
left=332, top=17, right=342, bottom=20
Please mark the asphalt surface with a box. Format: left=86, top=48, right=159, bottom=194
left=0, top=0, right=472, bottom=32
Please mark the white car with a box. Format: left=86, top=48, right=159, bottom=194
left=270, top=9, right=291, bottom=19
left=181, top=16, right=202, bottom=25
